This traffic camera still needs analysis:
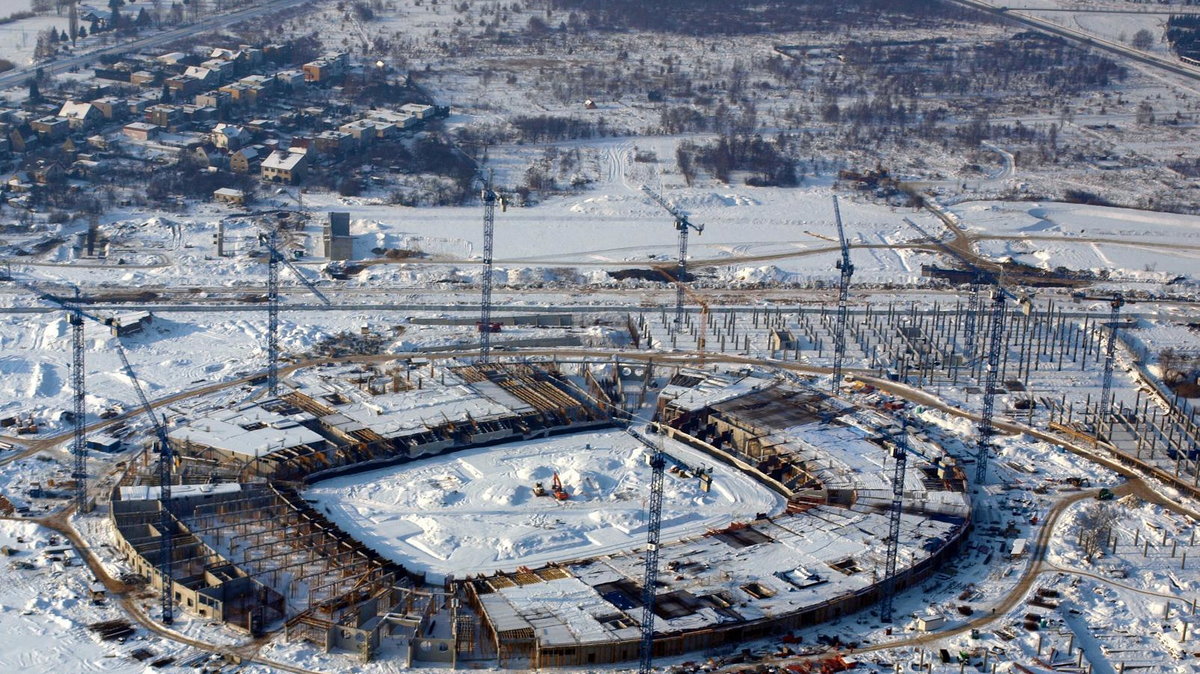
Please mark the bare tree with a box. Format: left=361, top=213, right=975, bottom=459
left=1132, top=29, right=1155, bottom=51
left=1078, top=502, right=1123, bottom=562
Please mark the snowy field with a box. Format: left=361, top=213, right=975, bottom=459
left=954, top=200, right=1200, bottom=279
left=308, top=429, right=785, bottom=580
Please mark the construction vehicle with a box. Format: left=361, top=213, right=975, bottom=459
left=552, top=472, right=569, bottom=501
left=532, top=481, right=547, bottom=497
left=1097, top=488, right=1115, bottom=501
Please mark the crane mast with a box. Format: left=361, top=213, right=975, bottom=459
left=640, top=186, right=704, bottom=328
left=625, top=428, right=666, bottom=674
left=878, top=421, right=908, bottom=623
left=976, top=288, right=1008, bottom=484
left=639, top=443, right=665, bottom=674
left=267, top=231, right=281, bottom=396
left=70, top=299, right=86, bottom=511
left=831, top=196, right=853, bottom=391
left=479, top=174, right=500, bottom=362
left=8, top=279, right=88, bottom=510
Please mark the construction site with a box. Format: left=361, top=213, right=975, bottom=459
left=105, top=358, right=971, bottom=667
left=3, top=181, right=1198, bottom=674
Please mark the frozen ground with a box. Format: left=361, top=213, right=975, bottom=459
left=308, top=429, right=785, bottom=580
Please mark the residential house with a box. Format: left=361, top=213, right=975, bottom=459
left=128, top=93, right=159, bottom=116
left=260, top=150, right=307, bottom=183
left=8, top=126, right=36, bottom=153
left=165, top=76, right=203, bottom=98
left=130, top=70, right=160, bottom=86
left=6, top=171, right=33, bottom=192
left=219, top=83, right=263, bottom=106
left=210, top=123, right=250, bottom=150
left=182, top=66, right=219, bottom=88
left=338, top=119, right=376, bottom=147
left=229, top=146, right=263, bottom=174
left=313, top=129, right=350, bottom=155
left=89, top=96, right=126, bottom=121
left=123, top=122, right=161, bottom=141
left=238, top=74, right=273, bottom=90
left=199, top=59, right=237, bottom=82
left=213, top=187, right=246, bottom=206
left=275, top=70, right=304, bottom=88
left=194, top=90, right=231, bottom=110
left=302, top=52, right=349, bottom=82
left=58, top=101, right=102, bottom=130
left=30, top=116, right=69, bottom=140
left=145, top=105, right=182, bottom=129
left=400, top=103, right=436, bottom=120
left=31, top=161, right=64, bottom=185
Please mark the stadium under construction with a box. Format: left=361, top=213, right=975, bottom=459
left=109, top=358, right=971, bottom=667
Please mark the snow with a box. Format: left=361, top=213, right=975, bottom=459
left=307, top=429, right=785, bottom=580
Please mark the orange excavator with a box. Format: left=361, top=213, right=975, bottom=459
left=552, top=472, right=569, bottom=501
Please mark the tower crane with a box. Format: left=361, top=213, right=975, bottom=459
left=1098, top=294, right=1125, bottom=422
left=830, top=195, right=854, bottom=391
left=9, top=275, right=178, bottom=623
left=901, top=217, right=1027, bottom=484
left=478, top=172, right=505, bottom=362
left=9, top=279, right=87, bottom=510
left=878, top=420, right=909, bottom=623
left=262, top=228, right=331, bottom=397
left=640, top=185, right=704, bottom=328
left=626, top=427, right=666, bottom=674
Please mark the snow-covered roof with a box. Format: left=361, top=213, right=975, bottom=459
left=120, top=482, right=242, bottom=501
left=661, top=373, right=774, bottom=412
left=183, top=66, right=214, bottom=80
left=167, top=404, right=322, bottom=457
left=261, top=151, right=305, bottom=171
left=58, top=101, right=96, bottom=120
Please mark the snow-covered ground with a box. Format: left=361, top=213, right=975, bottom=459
left=308, top=429, right=784, bottom=580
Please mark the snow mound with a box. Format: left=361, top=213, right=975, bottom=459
left=673, top=192, right=760, bottom=208
left=568, top=193, right=637, bottom=216
left=730, top=265, right=792, bottom=284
